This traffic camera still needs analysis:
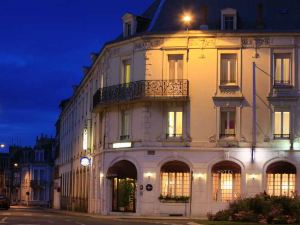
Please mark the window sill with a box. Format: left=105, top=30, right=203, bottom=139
left=273, top=84, right=294, bottom=89
left=219, top=84, right=239, bottom=90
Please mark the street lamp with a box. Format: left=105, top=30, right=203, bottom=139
left=13, top=163, right=18, bottom=168
left=0, top=144, right=5, bottom=148
left=182, top=14, right=192, bottom=30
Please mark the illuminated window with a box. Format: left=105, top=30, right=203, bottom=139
left=220, top=108, right=236, bottom=138
left=122, top=60, right=131, bottom=85
left=274, top=111, right=290, bottom=139
left=161, top=161, right=190, bottom=197
left=212, top=161, right=241, bottom=202
left=120, top=110, right=130, bottom=140
left=168, top=55, right=183, bottom=80
left=220, top=54, right=237, bottom=85
left=167, top=111, right=183, bottom=138
left=274, top=53, right=291, bottom=86
left=267, top=162, right=296, bottom=197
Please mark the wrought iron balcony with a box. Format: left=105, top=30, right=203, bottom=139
left=93, top=80, right=189, bottom=109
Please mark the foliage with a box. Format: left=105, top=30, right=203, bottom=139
left=208, top=193, right=300, bottom=224
left=158, top=195, right=190, bottom=202
left=118, top=180, right=134, bottom=208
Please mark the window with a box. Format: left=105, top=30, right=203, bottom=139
left=125, top=22, right=132, bottom=37
left=168, top=55, right=183, bottom=80
left=212, top=161, right=241, bottom=202
left=267, top=162, right=296, bottom=197
left=120, top=110, right=130, bottom=140
left=220, top=108, right=236, bottom=138
left=35, top=151, right=44, bottom=162
left=221, top=8, right=237, bottom=30
left=160, top=161, right=190, bottom=198
left=223, top=15, right=234, bottom=30
left=274, top=111, right=290, bottom=139
left=220, top=54, right=237, bottom=85
left=167, top=111, right=183, bottom=138
left=122, top=60, right=131, bottom=85
left=274, top=53, right=292, bottom=86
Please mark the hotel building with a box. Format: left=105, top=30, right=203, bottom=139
left=54, top=0, right=300, bottom=216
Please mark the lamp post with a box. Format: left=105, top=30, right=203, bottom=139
left=182, top=14, right=192, bottom=62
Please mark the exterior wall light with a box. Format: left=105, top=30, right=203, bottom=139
left=144, top=172, right=155, bottom=179
left=80, top=156, right=91, bottom=167
left=246, top=173, right=261, bottom=182
left=193, top=173, right=206, bottom=180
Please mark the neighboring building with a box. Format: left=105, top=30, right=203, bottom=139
left=0, top=153, right=10, bottom=196
left=10, top=135, right=55, bottom=206
left=56, top=0, right=300, bottom=216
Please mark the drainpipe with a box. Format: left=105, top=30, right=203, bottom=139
left=252, top=62, right=257, bottom=163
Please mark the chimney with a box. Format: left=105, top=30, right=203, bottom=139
left=200, top=4, right=208, bottom=30
left=256, top=3, right=264, bottom=29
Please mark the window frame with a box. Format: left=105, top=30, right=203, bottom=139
left=272, top=52, right=293, bottom=87
left=221, top=8, right=237, bottom=30
left=220, top=108, right=236, bottom=139
left=167, top=54, right=184, bottom=80
left=271, top=49, right=295, bottom=88
left=273, top=109, right=290, bottom=140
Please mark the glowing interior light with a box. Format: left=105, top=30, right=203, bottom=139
left=112, top=142, right=132, bottom=149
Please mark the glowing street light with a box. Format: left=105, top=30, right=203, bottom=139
left=0, top=144, right=5, bottom=148
left=182, top=14, right=192, bottom=24
left=14, top=163, right=18, bottom=167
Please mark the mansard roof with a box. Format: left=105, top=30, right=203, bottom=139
left=140, top=0, right=300, bottom=33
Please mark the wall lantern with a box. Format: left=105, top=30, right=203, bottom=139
left=80, top=156, right=91, bottom=167
left=112, top=142, right=132, bottom=149
left=193, top=173, right=206, bottom=180
left=83, top=128, right=88, bottom=151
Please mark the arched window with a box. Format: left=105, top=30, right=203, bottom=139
left=212, top=161, right=241, bottom=202
left=266, top=161, right=296, bottom=197
left=160, top=161, right=190, bottom=197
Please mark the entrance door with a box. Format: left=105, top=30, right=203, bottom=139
left=107, top=160, right=137, bottom=213
left=112, top=178, right=136, bottom=212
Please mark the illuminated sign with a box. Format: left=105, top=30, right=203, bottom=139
left=80, top=157, right=90, bottom=167
left=83, top=128, right=88, bottom=150
left=112, top=142, right=132, bottom=149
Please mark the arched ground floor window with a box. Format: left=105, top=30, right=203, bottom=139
left=266, top=161, right=296, bottom=197
left=212, top=161, right=241, bottom=202
left=107, top=160, right=137, bottom=212
left=160, top=161, right=190, bottom=198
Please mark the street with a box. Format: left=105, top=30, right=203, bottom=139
left=0, top=207, right=201, bottom=225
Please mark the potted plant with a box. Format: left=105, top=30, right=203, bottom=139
left=118, top=180, right=134, bottom=212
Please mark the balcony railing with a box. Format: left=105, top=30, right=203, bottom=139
left=274, top=134, right=290, bottom=139
left=93, top=80, right=189, bottom=109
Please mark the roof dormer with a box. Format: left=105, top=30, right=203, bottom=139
left=122, top=13, right=137, bottom=38
left=221, top=8, right=237, bottom=30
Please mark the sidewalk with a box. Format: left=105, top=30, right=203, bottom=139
left=47, top=208, right=207, bottom=221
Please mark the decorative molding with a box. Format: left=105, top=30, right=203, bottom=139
left=189, top=38, right=216, bottom=48
left=134, top=39, right=164, bottom=51
left=242, top=37, right=272, bottom=48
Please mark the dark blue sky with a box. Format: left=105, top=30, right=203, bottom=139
left=0, top=0, right=153, bottom=147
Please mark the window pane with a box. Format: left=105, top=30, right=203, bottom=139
left=212, top=173, right=219, bottom=201
left=275, top=58, right=282, bottom=82
left=168, top=55, right=183, bottom=80
left=168, top=112, right=175, bottom=136
left=283, top=58, right=290, bottom=82
left=220, top=111, right=227, bottom=135
left=176, top=112, right=183, bottom=136
left=121, top=111, right=130, bottom=137
left=177, top=59, right=183, bottom=79
left=169, top=59, right=175, bottom=80
left=221, top=173, right=233, bottom=201
left=283, top=112, right=290, bottom=135
left=221, top=54, right=237, bottom=85
left=274, top=112, right=282, bottom=135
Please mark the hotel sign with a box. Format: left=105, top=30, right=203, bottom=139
left=83, top=128, right=88, bottom=150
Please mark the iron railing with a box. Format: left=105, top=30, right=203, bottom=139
left=274, top=134, right=290, bottom=139
left=93, top=80, right=189, bottom=108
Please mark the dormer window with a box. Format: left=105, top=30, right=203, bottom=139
left=221, top=8, right=237, bottom=30
left=125, top=22, right=132, bottom=37
left=122, top=13, right=137, bottom=37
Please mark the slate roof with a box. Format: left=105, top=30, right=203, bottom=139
left=141, top=0, right=300, bottom=32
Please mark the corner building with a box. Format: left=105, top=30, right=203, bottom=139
left=56, top=0, right=300, bottom=216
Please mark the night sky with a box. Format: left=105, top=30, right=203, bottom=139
left=0, top=0, right=153, bottom=149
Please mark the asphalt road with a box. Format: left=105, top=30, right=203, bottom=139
left=0, top=208, right=201, bottom=225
